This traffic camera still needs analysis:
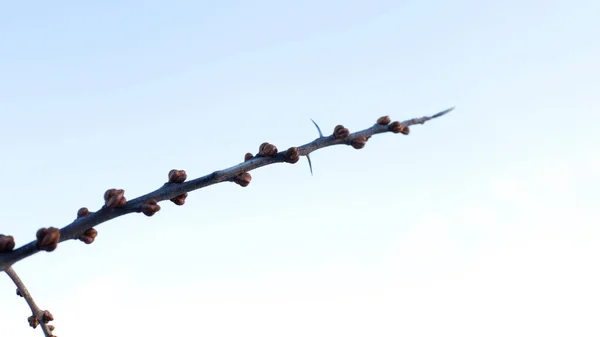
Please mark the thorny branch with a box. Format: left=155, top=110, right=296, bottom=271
left=1, top=108, right=452, bottom=336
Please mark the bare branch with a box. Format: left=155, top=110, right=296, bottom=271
left=0, top=108, right=452, bottom=271
left=5, top=267, right=55, bottom=337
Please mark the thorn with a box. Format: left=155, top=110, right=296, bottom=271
left=306, top=154, right=314, bottom=176
left=432, top=106, right=454, bottom=118
left=310, top=119, right=324, bottom=138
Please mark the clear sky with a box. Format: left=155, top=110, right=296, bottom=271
left=0, top=1, right=598, bottom=336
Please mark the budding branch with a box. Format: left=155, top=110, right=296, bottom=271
left=1, top=108, right=453, bottom=337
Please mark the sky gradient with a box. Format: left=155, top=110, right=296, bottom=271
left=1, top=1, right=599, bottom=336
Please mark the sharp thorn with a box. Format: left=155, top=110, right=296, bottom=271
left=307, top=154, right=314, bottom=176
left=310, top=118, right=324, bottom=138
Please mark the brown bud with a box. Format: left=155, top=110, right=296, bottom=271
left=388, top=121, right=410, bottom=135
left=42, top=310, right=54, bottom=323
left=48, top=325, right=55, bottom=331
left=141, top=198, right=161, bottom=217
left=0, top=234, right=15, bottom=253
left=28, top=315, right=39, bottom=329
left=351, top=136, right=367, bottom=149
left=104, top=189, right=126, bottom=208
left=170, top=193, right=188, bottom=206
left=333, top=125, right=350, bottom=139
left=284, top=147, right=300, bottom=164
left=16, top=289, right=23, bottom=297
left=377, top=116, right=391, bottom=125
left=79, top=228, right=98, bottom=244
left=258, top=142, right=278, bottom=156
left=233, top=172, right=252, bottom=187
left=77, top=207, right=89, bottom=218
left=168, top=169, right=187, bottom=183
left=244, top=153, right=254, bottom=161
left=36, top=227, right=60, bottom=252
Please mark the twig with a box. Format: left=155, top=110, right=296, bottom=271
left=0, top=108, right=452, bottom=271
left=5, top=267, right=54, bottom=337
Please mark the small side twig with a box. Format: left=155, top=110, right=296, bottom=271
left=5, top=267, right=55, bottom=337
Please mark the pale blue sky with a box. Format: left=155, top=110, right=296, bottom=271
left=1, top=1, right=598, bottom=336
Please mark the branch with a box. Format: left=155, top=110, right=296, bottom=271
left=0, top=107, right=453, bottom=271
left=5, top=267, right=55, bottom=337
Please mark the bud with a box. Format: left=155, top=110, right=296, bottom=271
left=36, top=227, right=60, bottom=252
left=77, top=207, right=89, bottom=218
left=141, top=198, right=161, bottom=217
left=333, top=125, right=350, bottom=139
left=351, top=136, right=367, bottom=149
left=388, top=121, right=410, bottom=135
left=170, top=193, right=188, bottom=206
left=284, top=147, right=300, bottom=164
left=79, top=228, right=98, bottom=244
left=377, top=116, right=391, bottom=125
left=104, top=189, right=126, bottom=208
left=244, top=153, right=254, bottom=161
left=168, top=169, right=187, bottom=183
left=258, top=142, right=278, bottom=157
left=28, top=315, right=39, bottom=329
left=233, top=173, right=252, bottom=187
left=0, top=234, right=15, bottom=253
left=42, top=310, right=54, bottom=323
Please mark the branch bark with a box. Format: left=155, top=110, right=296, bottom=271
left=0, top=108, right=452, bottom=271
left=5, top=267, right=55, bottom=337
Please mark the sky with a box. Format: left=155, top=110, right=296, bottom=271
left=0, top=0, right=599, bottom=336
